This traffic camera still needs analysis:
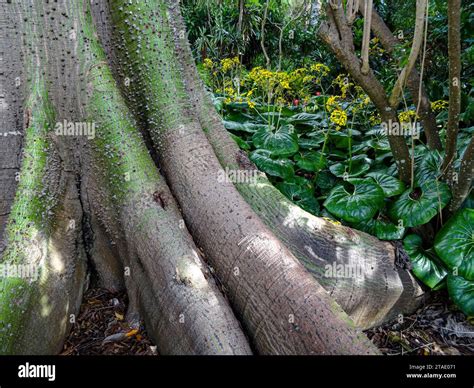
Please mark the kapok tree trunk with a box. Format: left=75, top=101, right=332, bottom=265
left=101, top=0, right=380, bottom=355
left=162, top=0, right=424, bottom=330
left=1, top=0, right=251, bottom=355
left=0, top=2, right=87, bottom=354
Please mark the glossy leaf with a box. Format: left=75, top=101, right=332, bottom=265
left=403, top=234, right=448, bottom=289
left=323, top=178, right=384, bottom=223
left=434, top=208, right=474, bottom=281
left=249, top=149, right=294, bottom=180
left=252, top=125, right=299, bottom=157
left=388, top=180, right=452, bottom=227
left=447, top=274, right=474, bottom=317
left=367, top=172, right=406, bottom=197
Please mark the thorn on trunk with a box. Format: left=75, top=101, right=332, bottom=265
left=152, top=190, right=167, bottom=209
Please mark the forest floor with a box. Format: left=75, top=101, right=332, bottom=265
left=61, top=288, right=157, bottom=355
left=366, top=291, right=474, bottom=355
left=62, top=288, right=473, bottom=356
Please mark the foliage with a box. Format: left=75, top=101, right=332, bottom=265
left=186, top=0, right=474, bottom=316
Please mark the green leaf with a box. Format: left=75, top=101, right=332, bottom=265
left=294, top=152, right=327, bottom=172
left=403, top=234, right=448, bottom=289
left=434, top=208, right=474, bottom=281
left=288, top=112, right=324, bottom=124
left=374, top=219, right=406, bottom=240
left=314, top=170, right=337, bottom=193
left=388, top=180, right=452, bottom=227
left=415, top=150, right=442, bottom=186
left=329, top=155, right=371, bottom=178
left=352, top=218, right=406, bottom=240
left=323, top=178, right=385, bottom=223
left=447, top=274, right=474, bottom=317
left=223, top=120, right=267, bottom=133
left=252, top=125, right=299, bottom=157
left=249, top=149, right=294, bottom=180
left=297, top=136, right=325, bottom=149
left=229, top=133, right=250, bottom=150
left=276, top=182, right=320, bottom=215
left=367, top=172, right=406, bottom=197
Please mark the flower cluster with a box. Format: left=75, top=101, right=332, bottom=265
left=330, top=109, right=348, bottom=127
left=431, top=100, right=449, bottom=112
left=398, top=109, right=419, bottom=123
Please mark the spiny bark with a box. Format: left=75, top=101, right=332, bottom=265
left=32, top=0, right=252, bottom=355
left=161, top=0, right=424, bottom=329
left=0, top=1, right=87, bottom=354
left=0, top=0, right=24, bottom=254
left=105, top=0, right=379, bottom=354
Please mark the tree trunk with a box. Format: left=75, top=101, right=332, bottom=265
left=318, top=3, right=412, bottom=184
left=365, top=1, right=442, bottom=151
left=102, top=0, right=379, bottom=354
left=1, top=0, right=251, bottom=355
left=442, top=0, right=462, bottom=182
left=161, top=0, right=424, bottom=329
left=0, top=1, right=87, bottom=354
left=1, top=0, right=429, bottom=355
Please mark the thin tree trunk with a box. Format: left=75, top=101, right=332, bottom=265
left=260, top=0, right=271, bottom=69
left=449, top=137, right=474, bottom=214
left=319, top=3, right=412, bottom=183
left=442, top=0, right=462, bottom=183
left=365, top=1, right=442, bottom=151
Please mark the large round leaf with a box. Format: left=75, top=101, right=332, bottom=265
left=447, top=274, right=474, bottom=317
left=415, top=150, right=442, bottom=186
left=252, top=125, right=299, bottom=157
left=249, top=149, right=294, bottom=180
left=314, top=170, right=337, bottom=194
left=367, top=172, right=406, bottom=197
left=294, top=152, right=327, bottom=172
left=323, top=178, right=384, bottom=223
left=403, top=234, right=448, bottom=290
left=276, top=182, right=320, bottom=215
left=434, top=208, right=474, bottom=281
left=388, top=180, right=452, bottom=227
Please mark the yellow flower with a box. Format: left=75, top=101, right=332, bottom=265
left=431, top=100, right=449, bottom=112
left=326, top=95, right=340, bottom=112
left=247, top=99, right=256, bottom=109
left=221, top=57, right=237, bottom=73
left=330, top=109, right=347, bottom=127
left=323, top=217, right=341, bottom=226
left=310, top=63, right=330, bottom=76
left=398, top=110, right=418, bottom=123
left=369, top=113, right=381, bottom=126
left=224, top=86, right=235, bottom=96
left=333, top=74, right=353, bottom=98
left=203, top=58, right=214, bottom=69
